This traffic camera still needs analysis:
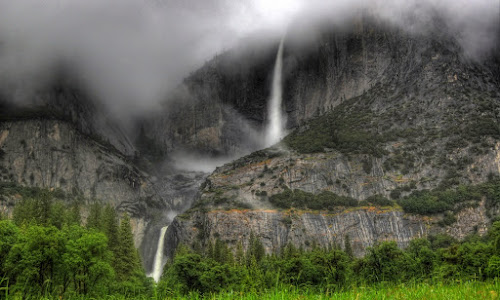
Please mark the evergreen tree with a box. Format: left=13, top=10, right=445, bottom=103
left=235, top=241, right=245, bottom=266
left=50, top=201, right=66, bottom=229
left=86, top=202, right=103, bottom=230
left=214, top=238, right=227, bottom=263
left=344, top=234, right=354, bottom=258
left=12, top=198, right=35, bottom=225
left=491, top=221, right=500, bottom=255
left=34, top=190, right=52, bottom=225
left=206, top=240, right=214, bottom=259
left=67, top=202, right=81, bottom=226
left=114, top=213, right=142, bottom=281
left=247, top=232, right=265, bottom=264
left=102, top=205, right=119, bottom=252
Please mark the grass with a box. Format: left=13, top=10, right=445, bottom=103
left=183, top=281, right=500, bottom=300
left=6, top=281, right=496, bottom=300
left=155, top=281, right=500, bottom=299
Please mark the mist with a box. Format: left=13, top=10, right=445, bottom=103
left=0, top=0, right=498, bottom=119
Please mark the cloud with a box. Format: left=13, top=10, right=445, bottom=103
left=0, top=0, right=498, bottom=118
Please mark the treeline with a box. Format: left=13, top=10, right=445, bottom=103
left=399, top=178, right=500, bottom=215
left=0, top=189, right=152, bottom=299
left=269, top=189, right=393, bottom=211
left=268, top=179, right=500, bottom=219
left=158, top=223, right=500, bottom=296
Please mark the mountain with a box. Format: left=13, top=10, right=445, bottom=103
left=158, top=15, right=500, bottom=257
left=0, top=13, right=499, bottom=269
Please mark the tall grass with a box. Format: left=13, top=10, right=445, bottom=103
left=2, top=280, right=498, bottom=299
left=167, top=281, right=499, bottom=300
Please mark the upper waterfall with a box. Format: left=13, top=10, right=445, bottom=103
left=265, top=37, right=285, bottom=147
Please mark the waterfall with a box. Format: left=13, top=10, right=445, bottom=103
left=149, top=226, right=168, bottom=282
left=265, top=37, right=285, bottom=147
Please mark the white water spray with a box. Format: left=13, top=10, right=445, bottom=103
left=149, top=226, right=168, bottom=282
left=265, top=37, right=285, bottom=147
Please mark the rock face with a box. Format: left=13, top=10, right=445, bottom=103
left=143, top=15, right=500, bottom=157
left=160, top=15, right=500, bottom=257
left=0, top=85, right=208, bottom=271
left=0, top=120, right=148, bottom=209
left=164, top=144, right=499, bottom=257
left=195, top=145, right=500, bottom=207
left=168, top=208, right=429, bottom=258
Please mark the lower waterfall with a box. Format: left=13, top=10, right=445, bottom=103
left=149, top=226, right=168, bottom=282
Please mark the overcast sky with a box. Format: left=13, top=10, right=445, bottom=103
left=0, top=0, right=498, bottom=118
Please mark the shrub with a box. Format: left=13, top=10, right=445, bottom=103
left=364, top=195, right=394, bottom=206
left=269, top=189, right=357, bottom=211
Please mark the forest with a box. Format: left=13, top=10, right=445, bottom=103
left=0, top=183, right=499, bottom=299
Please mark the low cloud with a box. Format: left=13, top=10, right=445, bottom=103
left=0, top=0, right=497, bottom=118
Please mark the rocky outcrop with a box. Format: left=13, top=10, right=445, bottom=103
left=191, top=139, right=500, bottom=209
left=167, top=198, right=495, bottom=258
left=0, top=120, right=147, bottom=207
left=168, top=207, right=429, bottom=258
left=164, top=142, right=499, bottom=257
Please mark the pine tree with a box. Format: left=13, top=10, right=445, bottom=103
left=247, top=232, right=265, bottom=264
left=344, top=234, right=354, bottom=258
left=214, top=238, right=226, bottom=263
left=86, top=202, right=103, bottom=230
left=235, top=241, right=245, bottom=266
left=102, top=205, right=119, bottom=252
left=50, top=201, right=66, bottom=229
left=206, top=240, right=215, bottom=260
left=33, top=190, right=52, bottom=225
left=114, top=213, right=142, bottom=281
left=67, top=202, right=81, bottom=225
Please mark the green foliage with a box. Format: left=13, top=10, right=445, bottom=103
left=115, top=214, right=142, bottom=280
left=102, top=204, right=120, bottom=253
left=486, top=255, right=500, bottom=278
left=344, top=235, right=353, bottom=258
left=113, top=213, right=150, bottom=296
left=0, top=200, right=150, bottom=299
left=0, top=182, right=47, bottom=199
left=1, top=193, right=500, bottom=298
left=404, top=239, right=437, bottom=280
left=63, top=226, right=114, bottom=295
left=86, top=202, right=103, bottom=230
left=12, top=189, right=80, bottom=229
left=360, top=195, right=394, bottom=207
left=269, top=190, right=395, bottom=211
left=4, top=224, right=65, bottom=296
left=438, top=211, right=457, bottom=227
left=158, top=219, right=500, bottom=297
left=362, top=159, right=372, bottom=174
left=429, top=234, right=458, bottom=250
left=282, top=96, right=437, bottom=157
left=269, top=189, right=357, bottom=211
left=356, top=241, right=405, bottom=283
left=399, top=182, right=485, bottom=215
left=0, top=220, right=18, bottom=278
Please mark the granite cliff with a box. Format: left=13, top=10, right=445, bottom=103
left=161, top=15, right=500, bottom=257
